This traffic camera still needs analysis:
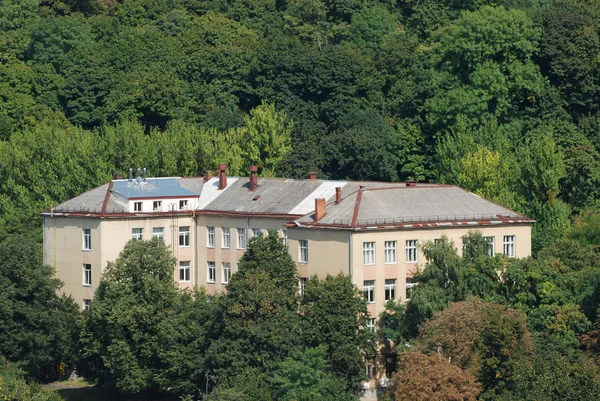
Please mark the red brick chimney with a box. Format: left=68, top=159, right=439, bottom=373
left=335, top=187, right=342, bottom=204
left=249, top=165, right=258, bottom=191
left=315, top=198, right=326, bottom=222
left=204, top=170, right=212, bottom=182
left=307, top=171, right=317, bottom=180
left=406, top=180, right=416, bottom=187
left=218, top=164, right=228, bottom=190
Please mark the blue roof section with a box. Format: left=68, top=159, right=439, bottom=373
left=111, top=178, right=200, bottom=199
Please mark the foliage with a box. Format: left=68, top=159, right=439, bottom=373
left=0, top=359, right=63, bottom=401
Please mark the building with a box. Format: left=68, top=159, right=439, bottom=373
left=42, top=165, right=534, bottom=319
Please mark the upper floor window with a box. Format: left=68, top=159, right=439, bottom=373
left=207, top=227, right=215, bottom=248
left=363, top=242, right=375, bottom=265
left=179, top=200, right=188, bottom=210
left=132, top=228, right=143, bottom=241
left=503, top=235, right=515, bottom=258
left=366, top=318, right=376, bottom=332
left=222, top=262, right=231, bottom=284
left=134, top=201, right=143, bottom=212
left=83, top=264, right=92, bottom=286
left=207, top=262, right=216, bottom=283
left=406, top=240, right=418, bottom=263
left=222, top=228, right=230, bottom=248
left=83, top=299, right=91, bottom=311
left=484, top=236, right=495, bottom=256
left=152, top=227, right=164, bottom=241
left=385, top=279, right=396, bottom=301
left=83, top=229, right=91, bottom=250
left=299, top=240, right=308, bottom=263
left=299, top=277, right=308, bottom=296
left=153, top=201, right=162, bottom=211
left=384, top=241, right=396, bottom=264
left=237, top=228, right=246, bottom=249
left=363, top=280, right=375, bottom=303
left=179, top=261, right=191, bottom=282
left=179, top=226, right=190, bottom=247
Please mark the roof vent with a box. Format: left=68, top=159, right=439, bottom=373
left=128, top=168, right=133, bottom=183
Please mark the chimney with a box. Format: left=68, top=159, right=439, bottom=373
left=406, top=180, right=416, bottom=187
left=204, top=170, right=212, bottom=183
left=315, top=198, right=326, bottom=222
left=249, top=165, right=258, bottom=191
left=218, top=163, right=228, bottom=190
left=128, top=168, right=133, bottom=183
left=114, top=172, right=122, bottom=180
left=307, top=171, right=317, bottom=180
left=335, top=187, right=342, bottom=204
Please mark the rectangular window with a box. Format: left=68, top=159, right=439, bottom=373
left=406, top=240, right=418, bottom=263
left=134, top=201, right=142, bottom=212
left=207, top=262, right=216, bottom=283
left=222, top=228, right=230, bottom=248
left=252, top=228, right=261, bottom=237
left=179, top=261, right=191, bottom=282
left=179, top=200, right=188, bottom=210
left=299, top=277, right=308, bottom=296
left=363, top=242, right=375, bottom=265
left=366, top=318, right=376, bottom=332
left=299, top=240, right=308, bottom=263
left=179, top=226, right=190, bottom=247
left=132, top=228, right=143, bottom=241
left=152, top=227, right=164, bottom=241
left=363, top=280, right=375, bottom=303
left=83, top=299, right=91, bottom=311
left=384, top=241, right=396, bottom=264
left=83, top=264, right=92, bottom=286
left=281, top=229, right=288, bottom=246
left=237, top=228, right=246, bottom=249
left=207, top=227, right=215, bottom=248
left=222, top=262, right=231, bottom=284
left=366, top=358, right=377, bottom=379
left=406, top=279, right=418, bottom=301
left=83, top=229, right=91, bottom=250
left=484, top=236, right=495, bottom=256
left=385, top=279, right=396, bottom=301
left=503, top=235, right=515, bottom=258
left=153, top=200, right=162, bottom=211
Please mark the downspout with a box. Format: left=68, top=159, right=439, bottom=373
left=348, top=230, right=353, bottom=279
left=193, top=210, right=199, bottom=287
left=51, top=209, right=57, bottom=270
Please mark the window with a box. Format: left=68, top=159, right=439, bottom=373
left=252, top=228, right=261, bottom=237
left=406, top=240, right=418, bottom=263
left=366, top=359, right=377, bottom=379
left=207, top=262, right=216, bottom=283
left=179, top=200, right=188, bottom=210
left=363, top=280, right=375, bottom=303
left=366, top=318, right=376, bottom=332
left=152, top=227, right=164, bottom=241
left=179, top=261, right=190, bottom=282
left=222, top=262, right=231, bottom=284
left=299, top=240, right=308, bottom=263
left=207, top=227, right=215, bottom=248
left=83, top=264, right=92, bottom=286
left=406, top=279, right=418, bottom=301
left=222, top=228, right=230, bottom=248
left=434, top=238, right=443, bottom=245
left=237, top=228, right=246, bottom=249
left=385, top=279, right=396, bottom=301
left=179, top=226, right=190, bottom=247
left=363, top=242, right=375, bottom=265
left=503, top=235, right=515, bottom=258
left=484, top=236, right=495, bottom=256
left=83, top=299, right=91, bottom=311
left=299, top=277, right=308, bottom=296
left=153, top=201, right=162, bottom=211
left=384, top=241, right=396, bottom=264
left=132, top=228, right=143, bottom=241
left=281, top=229, right=288, bottom=246
left=83, top=229, right=91, bottom=250
left=134, top=201, right=142, bottom=212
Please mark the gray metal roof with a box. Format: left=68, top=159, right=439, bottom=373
left=111, top=177, right=200, bottom=199
left=51, top=183, right=111, bottom=213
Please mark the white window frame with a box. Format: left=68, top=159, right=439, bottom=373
left=384, top=241, right=396, bottom=264
left=385, top=279, right=396, bottom=301
left=503, top=235, right=515, bottom=258
left=299, top=240, right=308, bottom=263
left=406, top=240, right=418, bottom=263
left=252, top=228, right=261, bottom=237
left=363, top=280, right=375, bottom=303
left=222, top=262, right=231, bottom=284
left=484, top=236, right=495, bottom=256
left=406, top=280, right=418, bottom=302
left=179, top=261, right=191, bottom=282
left=179, top=199, right=188, bottom=210
left=237, top=228, right=246, bottom=249
left=363, top=242, right=375, bottom=265
left=222, top=228, right=230, bottom=249
left=83, top=264, right=92, bottom=286
left=299, top=277, right=308, bottom=296
left=207, top=262, right=216, bottom=283
left=152, top=227, right=164, bottom=241
left=207, top=227, right=215, bottom=248
left=132, top=228, right=143, bottom=241
left=83, top=299, right=91, bottom=311
left=281, top=229, right=288, bottom=246
left=179, top=226, right=190, bottom=247
left=134, top=201, right=143, bottom=212
left=83, top=228, right=91, bottom=250
left=366, top=318, right=376, bottom=332
left=153, top=200, right=162, bottom=211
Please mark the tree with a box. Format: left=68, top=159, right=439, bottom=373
left=0, top=236, right=79, bottom=380
left=0, top=358, right=63, bottom=401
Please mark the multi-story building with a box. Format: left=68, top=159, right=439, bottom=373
left=42, top=165, right=534, bottom=320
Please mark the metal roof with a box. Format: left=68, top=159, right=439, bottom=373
left=111, top=177, right=200, bottom=199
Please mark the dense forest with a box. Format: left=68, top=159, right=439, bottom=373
left=1, top=0, right=600, bottom=249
